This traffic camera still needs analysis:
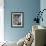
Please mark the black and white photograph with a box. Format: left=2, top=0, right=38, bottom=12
left=11, top=12, right=24, bottom=28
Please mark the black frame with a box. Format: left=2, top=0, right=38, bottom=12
left=11, top=12, right=24, bottom=28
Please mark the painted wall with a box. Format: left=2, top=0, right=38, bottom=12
left=4, top=0, right=40, bottom=42
left=40, top=0, right=46, bottom=27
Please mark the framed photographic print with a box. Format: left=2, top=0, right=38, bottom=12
left=11, top=12, right=24, bottom=28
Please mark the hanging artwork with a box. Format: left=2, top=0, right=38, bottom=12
left=11, top=12, right=24, bottom=28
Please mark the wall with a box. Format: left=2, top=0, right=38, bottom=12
left=4, top=0, right=40, bottom=42
left=40, top=0, right=46, bottom=27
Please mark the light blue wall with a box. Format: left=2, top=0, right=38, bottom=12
left=4, top=0, right=40, bottom=42
left=40, top=0, right=46, bottom=27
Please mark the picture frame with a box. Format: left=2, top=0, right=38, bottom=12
left=11, top=12, right=24, bottom=28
